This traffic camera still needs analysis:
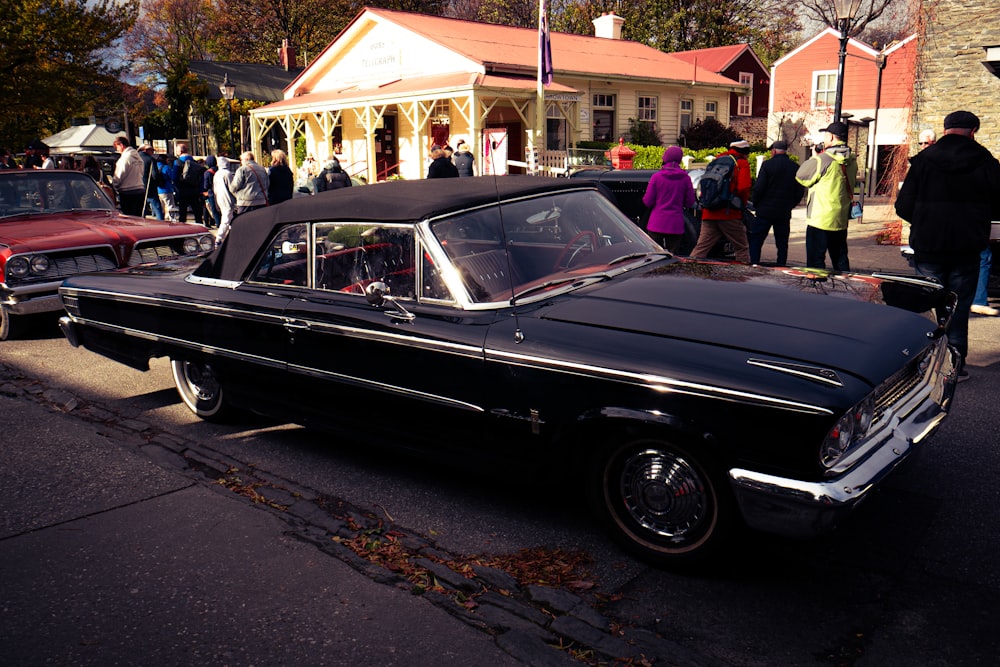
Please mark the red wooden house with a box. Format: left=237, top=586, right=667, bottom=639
left=672, top=44, right=771, bottom=141
left=769, top=28, right=917, bottom=194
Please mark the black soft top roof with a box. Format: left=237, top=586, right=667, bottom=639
left=199, top=175, right=597, bottom=282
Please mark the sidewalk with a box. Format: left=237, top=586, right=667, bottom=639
left=0, top=392, right=524, bottom=666
left=762, top=195, right=913, bottom=274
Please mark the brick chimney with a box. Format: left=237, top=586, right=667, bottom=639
left=279, top=39, right=298, bottom=70
left=592, top=12, right=624, bottom=40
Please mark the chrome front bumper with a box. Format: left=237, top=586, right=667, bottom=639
left=728, top=340, right=958, bottom=538
left=1, top=285, right=64, bottom=315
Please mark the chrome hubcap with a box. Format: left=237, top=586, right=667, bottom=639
left=619, top=448, right=708, bottom=541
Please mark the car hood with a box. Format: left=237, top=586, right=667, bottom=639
left=539, top=260, right=944, bottom=384
left=0, top=212, right=205, bottom=253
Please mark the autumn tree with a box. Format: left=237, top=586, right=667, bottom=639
left=448, top=0, right=536, bottom=27
left=547, top=0, right=799, bottom=67
left=799, top=0, right=901, bottom=37
left=0, top=0, right=139, bottom=151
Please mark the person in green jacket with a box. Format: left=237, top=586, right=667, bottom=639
left=795, top=122, right=858, bottom=270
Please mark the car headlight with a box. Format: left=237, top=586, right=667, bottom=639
left=198, top=235, right=215, bottom=251
left=7, top=256, right=30, bottom=278
left=182, top=237, right=200, bottom=254
left=30, top=255, right=50, bottom=274
left=820, top=396, right=875, bottom=469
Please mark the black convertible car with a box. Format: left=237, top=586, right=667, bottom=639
left=58, top=176, right=958, bottom=565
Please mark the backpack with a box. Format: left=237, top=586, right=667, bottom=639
left=179, top=158, right=206, bottom=187
left=697, top=155, right=739, bottom=210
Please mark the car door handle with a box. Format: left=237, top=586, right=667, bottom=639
left=282, top=318, right=310, bottom=332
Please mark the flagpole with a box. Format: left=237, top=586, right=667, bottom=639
left=535, top=0, right=550, bottom=175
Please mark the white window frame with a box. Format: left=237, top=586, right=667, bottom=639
left=637, top=95, right=658, bottom=123
left=812, top=70, right=838, bottom=109
left=680, top=99, right=693, bottom=132
left=705, top=100, right=718, bottom=119
left=737, top=72, right=753, bottom=116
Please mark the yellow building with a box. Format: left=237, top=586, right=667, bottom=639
left=250, top=7, right=746, bottom=182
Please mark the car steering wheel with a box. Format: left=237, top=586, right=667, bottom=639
left=553, top=231, right=598, bottom=271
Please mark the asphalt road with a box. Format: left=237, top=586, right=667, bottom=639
left=2, top=287, right=999, bottom=665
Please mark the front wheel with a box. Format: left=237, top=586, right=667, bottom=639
left=0, top=305, right=20, bottom=341
left=589, top=437, right=734, bottom=566
left=170, top=358, right=233, bottom=421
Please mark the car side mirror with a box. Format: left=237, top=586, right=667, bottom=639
left=365, top=281, right=415, bottom=322
left=365, top=281, right=388, bottom=307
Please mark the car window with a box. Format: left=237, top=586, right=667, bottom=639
left=249, top=223, right=310, bottom=287
left=0, top=172, right=114, bottom=216
left=430, top=190, right=659, bottom=303
left=314, top=222, right=416, bottom=299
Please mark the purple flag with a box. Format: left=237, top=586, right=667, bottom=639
left=538, top=0, right=553, bottom=87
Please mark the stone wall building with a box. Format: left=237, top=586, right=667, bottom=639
left=912, top=0, right=1000, bottom=155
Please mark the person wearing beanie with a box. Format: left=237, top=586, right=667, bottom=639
left=641, top=145, right=696, bottom=252
left=896, top=110, right=1000, bottom=380
left=795, top=121, right=857, bottom=271
left=689, top=139, right=752, bottom=263
left=749, top=140, right=804, bottom=265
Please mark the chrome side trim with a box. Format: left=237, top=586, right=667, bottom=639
left=870, top=273, right=942, bottom=289
left=487, top=348, right=833, bottom=415
left=60, top=286, right=289, bottom=324
left=66, top=316, right=286, bottom=371
left=67, top=314, right=482, bottom=413
left=185, top=274, right=243, bottom=288
left=290, top=318, right=483, bottom=360
left=287, top=362, right=484, bottom=413
left=746, top=359, right=843, bottom=387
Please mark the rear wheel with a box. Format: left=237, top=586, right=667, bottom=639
left=170, top=358, right=233, bottom=421
left=589, top=436, right=734, bottom=566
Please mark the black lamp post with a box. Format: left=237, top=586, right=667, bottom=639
left=832, top=0, right=862, bottom=124
left=220, top=73, right=236, bottom=156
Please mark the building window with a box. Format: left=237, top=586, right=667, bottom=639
left=813, top=71, right=837, bottom=108
left=737, top=72, right=753, bottom=116
left=680, top=99, right=693, bottom=133
left=638, top=95, right=657, bottom=122
left=433, top=100, right=450, bottom=123
left=593, top=94, right=615, bottom=108
left=705, top=100, right=718, bottom=119
left=592, top=94, right=615, bottom=142
left=546, top=102, right=567, bottom=150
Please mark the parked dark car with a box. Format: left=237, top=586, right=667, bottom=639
left=569, top=167, right=734, bottom=258
left=0, top=169, right=214, bottom=339
left=58, top=176, right=958, bottom=565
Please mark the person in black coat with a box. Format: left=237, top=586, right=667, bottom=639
left=453, top=140, right=475, bottom=177
left=267, top=149, right=295, bottom=204
left=313, top=158, right=352, bottom=192
left=427, top=147, right=458, bottom=178
left=748, top=140, right=803, bottom=265
left=896, top=110, right=1000, bottom=378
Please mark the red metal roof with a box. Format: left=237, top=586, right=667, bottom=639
left=669, top=45, right=749, bottom=73
left=359, top=8, right=738, bottom=88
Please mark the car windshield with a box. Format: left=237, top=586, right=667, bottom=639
left=0, top=171, right=115, bottom=218
left=431, top=189, right=661, bottom=303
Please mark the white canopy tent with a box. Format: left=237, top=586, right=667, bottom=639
left=41, top=124, right=121, bottom=155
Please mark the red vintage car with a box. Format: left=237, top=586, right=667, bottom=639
left=1, top=169, right=214, bottom=339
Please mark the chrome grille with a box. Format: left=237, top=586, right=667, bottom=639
left=873, top=349, right=927, bottom=418
left=6, top=252, right=117, bottom=285
left=129, top=244, right=182, bottom=266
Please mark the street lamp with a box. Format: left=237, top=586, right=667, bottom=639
left=832, top=0, right=863, bottom=124
left=219, top=73, right=236, bottom=156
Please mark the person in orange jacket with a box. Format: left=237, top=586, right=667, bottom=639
left=690, top=139, right=752, bottom=263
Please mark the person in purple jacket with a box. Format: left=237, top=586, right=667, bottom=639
left=642, top=145, right=696, bottom=252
